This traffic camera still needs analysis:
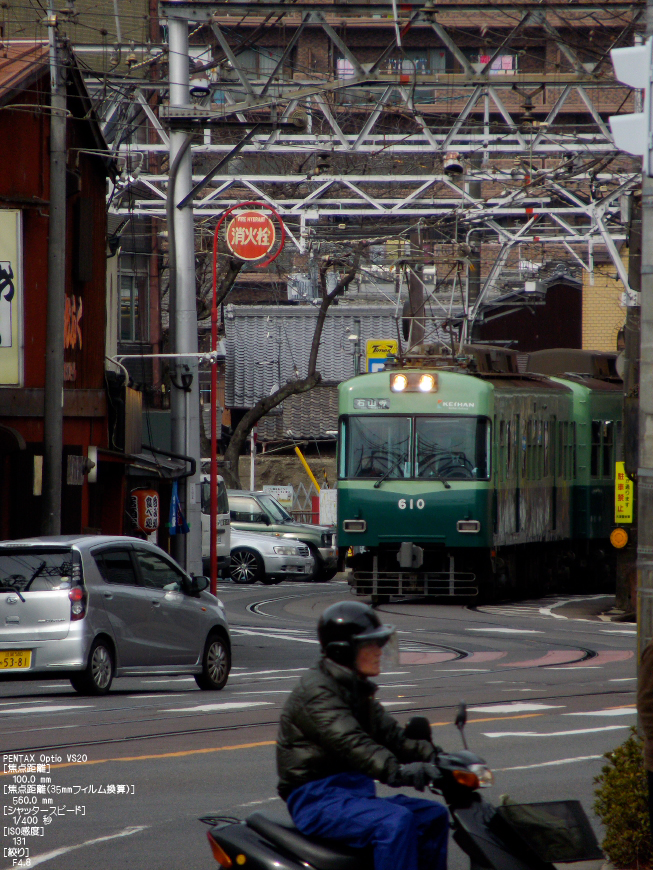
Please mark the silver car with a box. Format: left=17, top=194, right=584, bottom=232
left=0, top=535, right=231, bottom=695
left=229, top=529, right=315, bottom=585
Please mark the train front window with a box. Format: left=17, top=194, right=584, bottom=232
left=345, top=416, right=411, bottom=479
left=415, top=417, right=490, bottom=480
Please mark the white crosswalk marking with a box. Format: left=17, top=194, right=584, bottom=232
left=485, top=725, right=629, bottom=738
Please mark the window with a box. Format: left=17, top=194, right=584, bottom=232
left=258, top=494, right=293, bottom=522
left=344, top=416, right=412, bottom=480
left=602, top=421, right=614, bottom=478
left=229, top=495, right=268, bottom=523
left=590, top=421, right=601, bottom=478
left=119, top=272, right=148, bottom=342
left=477, top=53, right=516, bottom=75
left=591, top=420, right=614, bottom=479
left=0, top=549, right=77, bottom=592
left=95, top=549, right=137, bottom=586
left=337, top=58, right=356, bottom=79
left=201, top=479, right=229, bottom=516
left=341, top=415, right=490, bottom=480
left=134, top=549, right=184, bottom=592
left=415, top=416, right=489, bottom=480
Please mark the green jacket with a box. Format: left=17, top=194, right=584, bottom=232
left=276, top=656, right=434, bottom=799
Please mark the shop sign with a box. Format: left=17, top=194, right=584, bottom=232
left=366, top=338, right=398, bottom=373
left=0, top=210, right=22, bottom=385
left=131, top=488, right=160, bottom=534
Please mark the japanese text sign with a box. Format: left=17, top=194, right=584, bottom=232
left=0, top=210, right=21, bottom=384
left=226, top=211, right=276, bottom=261
left=615, top=461, right=634, bottom=524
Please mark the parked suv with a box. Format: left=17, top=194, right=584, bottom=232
left=227, top=490, right=337, bottom=582
left=0, top=535, right=231, bottom=695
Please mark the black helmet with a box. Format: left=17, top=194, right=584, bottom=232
left=318, top=601, right=395, bottom=667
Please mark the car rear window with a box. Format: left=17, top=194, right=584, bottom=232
left=0, top=549, right=78, bottom=592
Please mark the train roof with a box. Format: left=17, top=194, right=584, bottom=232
left=525, top=348, right=621, bottom=382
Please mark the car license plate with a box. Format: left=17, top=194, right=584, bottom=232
left=0, top=650, right=31, bottom=670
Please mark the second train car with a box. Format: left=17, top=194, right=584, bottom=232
left=337, top=346, right=622, bottom=602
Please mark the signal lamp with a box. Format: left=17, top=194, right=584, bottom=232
left=452, top=770, right=480, bottom=789
left=418, top=374, right=435, bottom=392
left=207, top=832, right=233, bottom=867
left=391, top=373, right=408, bottom=392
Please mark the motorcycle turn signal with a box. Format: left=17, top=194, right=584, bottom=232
left=207, top=831, right=233, bottom=867
left=452, top=769, right=480, bottom=789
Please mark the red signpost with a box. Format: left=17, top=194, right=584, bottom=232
left=209, top=203, right=286, bottom=595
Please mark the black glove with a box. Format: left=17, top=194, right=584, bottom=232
left=390, top=762, right=439, bottom=792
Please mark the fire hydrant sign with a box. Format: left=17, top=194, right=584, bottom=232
left=226, top=211, right=276, bottom=261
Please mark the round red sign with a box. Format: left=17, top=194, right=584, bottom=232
left=226, top=210, right=276, bottom=261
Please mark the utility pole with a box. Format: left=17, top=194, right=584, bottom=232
left=466, top=155, right=482, bottom=337
left=408, top=223, right=425, bottom=348
left=41, top=5, right=67, bottom=535
left=168, top=16, right=202, bottom=575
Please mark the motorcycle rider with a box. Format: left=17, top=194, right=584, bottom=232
left=277, top=601, right=449, bottom=870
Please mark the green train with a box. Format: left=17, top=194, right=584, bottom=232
left=336, top=346, right=623, bottom=602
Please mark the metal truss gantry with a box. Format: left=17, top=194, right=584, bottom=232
left=82, top=0, right=644, bottom=309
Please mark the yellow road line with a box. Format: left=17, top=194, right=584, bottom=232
left=431, top=713, right=543, bottom=727
left=0, top=713, right=547, bottom=775
left=0, top=741, right=275, bottom=775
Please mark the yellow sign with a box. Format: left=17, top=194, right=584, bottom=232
left=0, top=210, right=21, bottom=385
left=615, top=461, right=634, bottom=524
left=366, top=339, right=398, bottom=373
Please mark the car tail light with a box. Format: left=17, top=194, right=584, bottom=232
left=452, top=769, right=480, bottom=789
left=69, top=586, right=87, bottom=621
left=206, top=832, right=233, bottom=867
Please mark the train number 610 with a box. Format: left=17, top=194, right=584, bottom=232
left=398, top=498, right=425, bottom=510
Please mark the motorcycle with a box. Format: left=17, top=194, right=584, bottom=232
left=200, top=703, right=603, bottom=870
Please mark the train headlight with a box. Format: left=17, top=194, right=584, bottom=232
left=391, top=373, right=408, bottom=392
left=418, top=374, right=435, bottom=392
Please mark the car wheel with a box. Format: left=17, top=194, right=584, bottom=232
left=306, top=544, right=324, bottom=582
left=195, top=633, right=231, bottom=690
left=230, top=548, right=264, bottom=584
left=70, top=638, right=114, bottom=696
left=320, top=567, right=338, bottom=582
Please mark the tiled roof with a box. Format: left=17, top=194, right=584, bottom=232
left=0, top=42, right=49, bottom=107
left=256, top=383, right=339, bottom=442
left=224, top=303, right=399, bottom=408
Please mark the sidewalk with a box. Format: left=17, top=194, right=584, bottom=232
left=552, top=595, right=635, bottom=624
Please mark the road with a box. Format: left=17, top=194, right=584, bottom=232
left=0, top=579, right=636, bottom=870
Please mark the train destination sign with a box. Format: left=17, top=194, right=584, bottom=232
left=226, top=210, right=276, bottom=260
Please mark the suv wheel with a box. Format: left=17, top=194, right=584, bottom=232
left=195, top=633, right=230, bottom=690
left=70, top=638, right=114, bottom=695
left=230, top=548, right=264, bottom=584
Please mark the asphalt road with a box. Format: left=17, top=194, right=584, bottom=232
left=0, top=580, right=637, bottom=870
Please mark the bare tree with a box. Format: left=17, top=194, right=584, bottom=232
left=222, top=243, right=366, bottom=488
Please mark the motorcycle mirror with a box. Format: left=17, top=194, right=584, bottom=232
left=455, top=701, right=468, bottom=750
left=404, top=716, right=432, bottom=742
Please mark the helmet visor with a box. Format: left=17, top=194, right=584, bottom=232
left=352, top=624, right=398, bottom=668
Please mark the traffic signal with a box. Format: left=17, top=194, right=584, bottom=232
left=610, top=38, right=653, bottom=175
